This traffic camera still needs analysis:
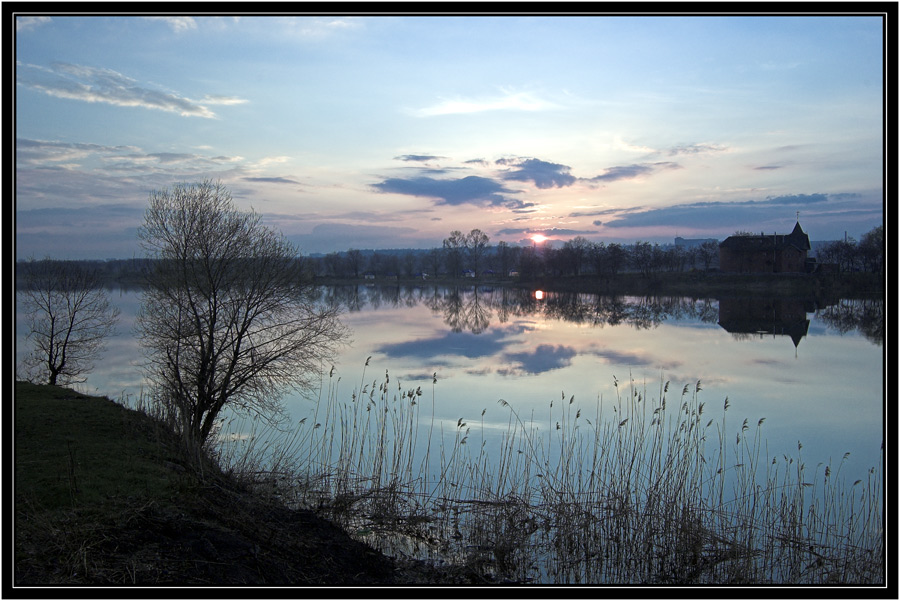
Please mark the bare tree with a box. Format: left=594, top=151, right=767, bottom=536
left=697, top=240, right=719, bottom=270
left=443, top=230, right=465, bottom=278
left=631, top=241, right=654, bottom=277
left=18, top=258, right=120, bottom=386
left=562, top=236, right=591, bottom=276
left=858, top=226, right=884, bottom=274
left=424, top=248, right=442, bottom=277
left=346, top=248, right=363, bottom=278
left=464, top=229, right=490, bottom=277
left=136, top=181, right=348, bottom=447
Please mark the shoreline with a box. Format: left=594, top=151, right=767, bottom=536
left=313, top=271, right=885, bottom=300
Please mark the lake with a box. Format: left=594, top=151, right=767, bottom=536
left=15, top=284, right=884, bottom=493
left=15, top=284, right=885, bottom=582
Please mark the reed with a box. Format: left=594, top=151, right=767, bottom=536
left=210, top=365, right=884, bottom=585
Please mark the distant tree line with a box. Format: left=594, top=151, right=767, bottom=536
left=815, top=226, right=884, bottom=274
left=16, top=225, right=884, bottom=287
left=306, top=232, right=722, bottom=280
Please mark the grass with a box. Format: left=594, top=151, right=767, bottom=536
left=241, top=366, right=885, bottom=585
left=14, top=382, right=180, bottom=510
left=15, top=372, right=884, bottom=587
left=12, top=382, right=455, bottom=586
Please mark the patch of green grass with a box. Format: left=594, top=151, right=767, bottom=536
left=14, top=382, right=429, bottom=586
left=15, top=381, right=183, bottom=512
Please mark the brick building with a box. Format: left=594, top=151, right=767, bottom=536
left=718, top=221, right=812, bottom=273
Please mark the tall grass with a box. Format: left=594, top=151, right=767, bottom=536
left=206, top=366, right=883, bottom=585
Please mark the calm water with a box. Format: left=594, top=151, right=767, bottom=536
left=15, top=285, right=885, bottom=485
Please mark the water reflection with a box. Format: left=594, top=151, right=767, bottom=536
left=816, top=298, right=884, bottom=346
left=318, top=285, right=882, bottom=346
left=718, top=297, right=812, bottom=348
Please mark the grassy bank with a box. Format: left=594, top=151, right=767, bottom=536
left=12, top=382, right=475, bottom=587
left=14, top=376, right=885, bottom=587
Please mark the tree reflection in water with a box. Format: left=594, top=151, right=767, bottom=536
left=313, top=285, right=882, bottom=345
left=816, top=298, right=884, bottom=345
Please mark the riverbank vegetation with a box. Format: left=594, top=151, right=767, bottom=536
left=210, top=366, right=884, bottom=586
left=12, top=382, right=477, bottom=586
left=14, top=365, right=885, bottom=587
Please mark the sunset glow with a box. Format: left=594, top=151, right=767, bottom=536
left=14, top=14, right=884, bottom=259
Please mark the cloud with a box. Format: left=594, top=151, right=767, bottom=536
left=142, top=17, right=198, bottom=32
left=16, top=204, right=146, bottom=259
left=16, top=16, right=51, bottom=31
left=394, top=154, right=446, bottom=162
left=588, top=347, right=660, bottom=368
left=498, top=157, right=577, bottom=189
left=278, top=16, right=363, bottom=37
left=414, top=90, right=560, bottom=117
left=201, top=94, right=249, bottom=106
left=15, top=138, right=250, bottom=219
left=372, top=175, right=529, bottom=209
left=495, top=227, right=597, bottom=237
left=500, top=344, right=577, bottom=375
left=763, top=193, right=828, bottom=205
left=667, top=143, right=727, bottom=156
left=588, top=162, right=682, bottom=183
left=17, top=62, right=247, bottom=118
left=16, top=138, right=242, bottom=174
left=601, top=192, right=881, bottom=234
left=377, top=327, right=522, bottom=362
left=568, top=208, right=620, bottom=218
left=243, top=176, right=302, bottom=185
left=16, top=138, right=140, bottom=166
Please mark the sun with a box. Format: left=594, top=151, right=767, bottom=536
left=530, top=234, right=548, bottom=244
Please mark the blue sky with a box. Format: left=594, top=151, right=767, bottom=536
left=15, top=13, right=885, bottom=259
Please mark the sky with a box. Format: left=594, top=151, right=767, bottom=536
left=14, top=13, right=886, bottom=259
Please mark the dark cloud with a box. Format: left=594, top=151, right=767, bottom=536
left=601, top=192, right=882, bottom=238
left=377, top=326, right=524, bottom=362
left=501, top=344, right=577, bottom=375
left=494, top=227, right=531, bottom=236
left=494, top=227, right=596, bottom=237
left=588, top=348, right=658, bottom=368
left=372, top=175, right=526, bottom=209
left=498, top=158, right=576, bottom=189
left=763, top=193, right=828, bottom=205
left=754, top=165, right=784, bottom=171
left=827, top=193, right=862, bottom=201
left=394, top=154, right=446, bottom=162
left=569, top=208, right=620, bottom=218
left=243, top=176, right=302, bottom=185
left=589, top=162, right=682, bottom=183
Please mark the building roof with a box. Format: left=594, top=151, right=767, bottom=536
left=719, top=221, right=810, bottom=251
